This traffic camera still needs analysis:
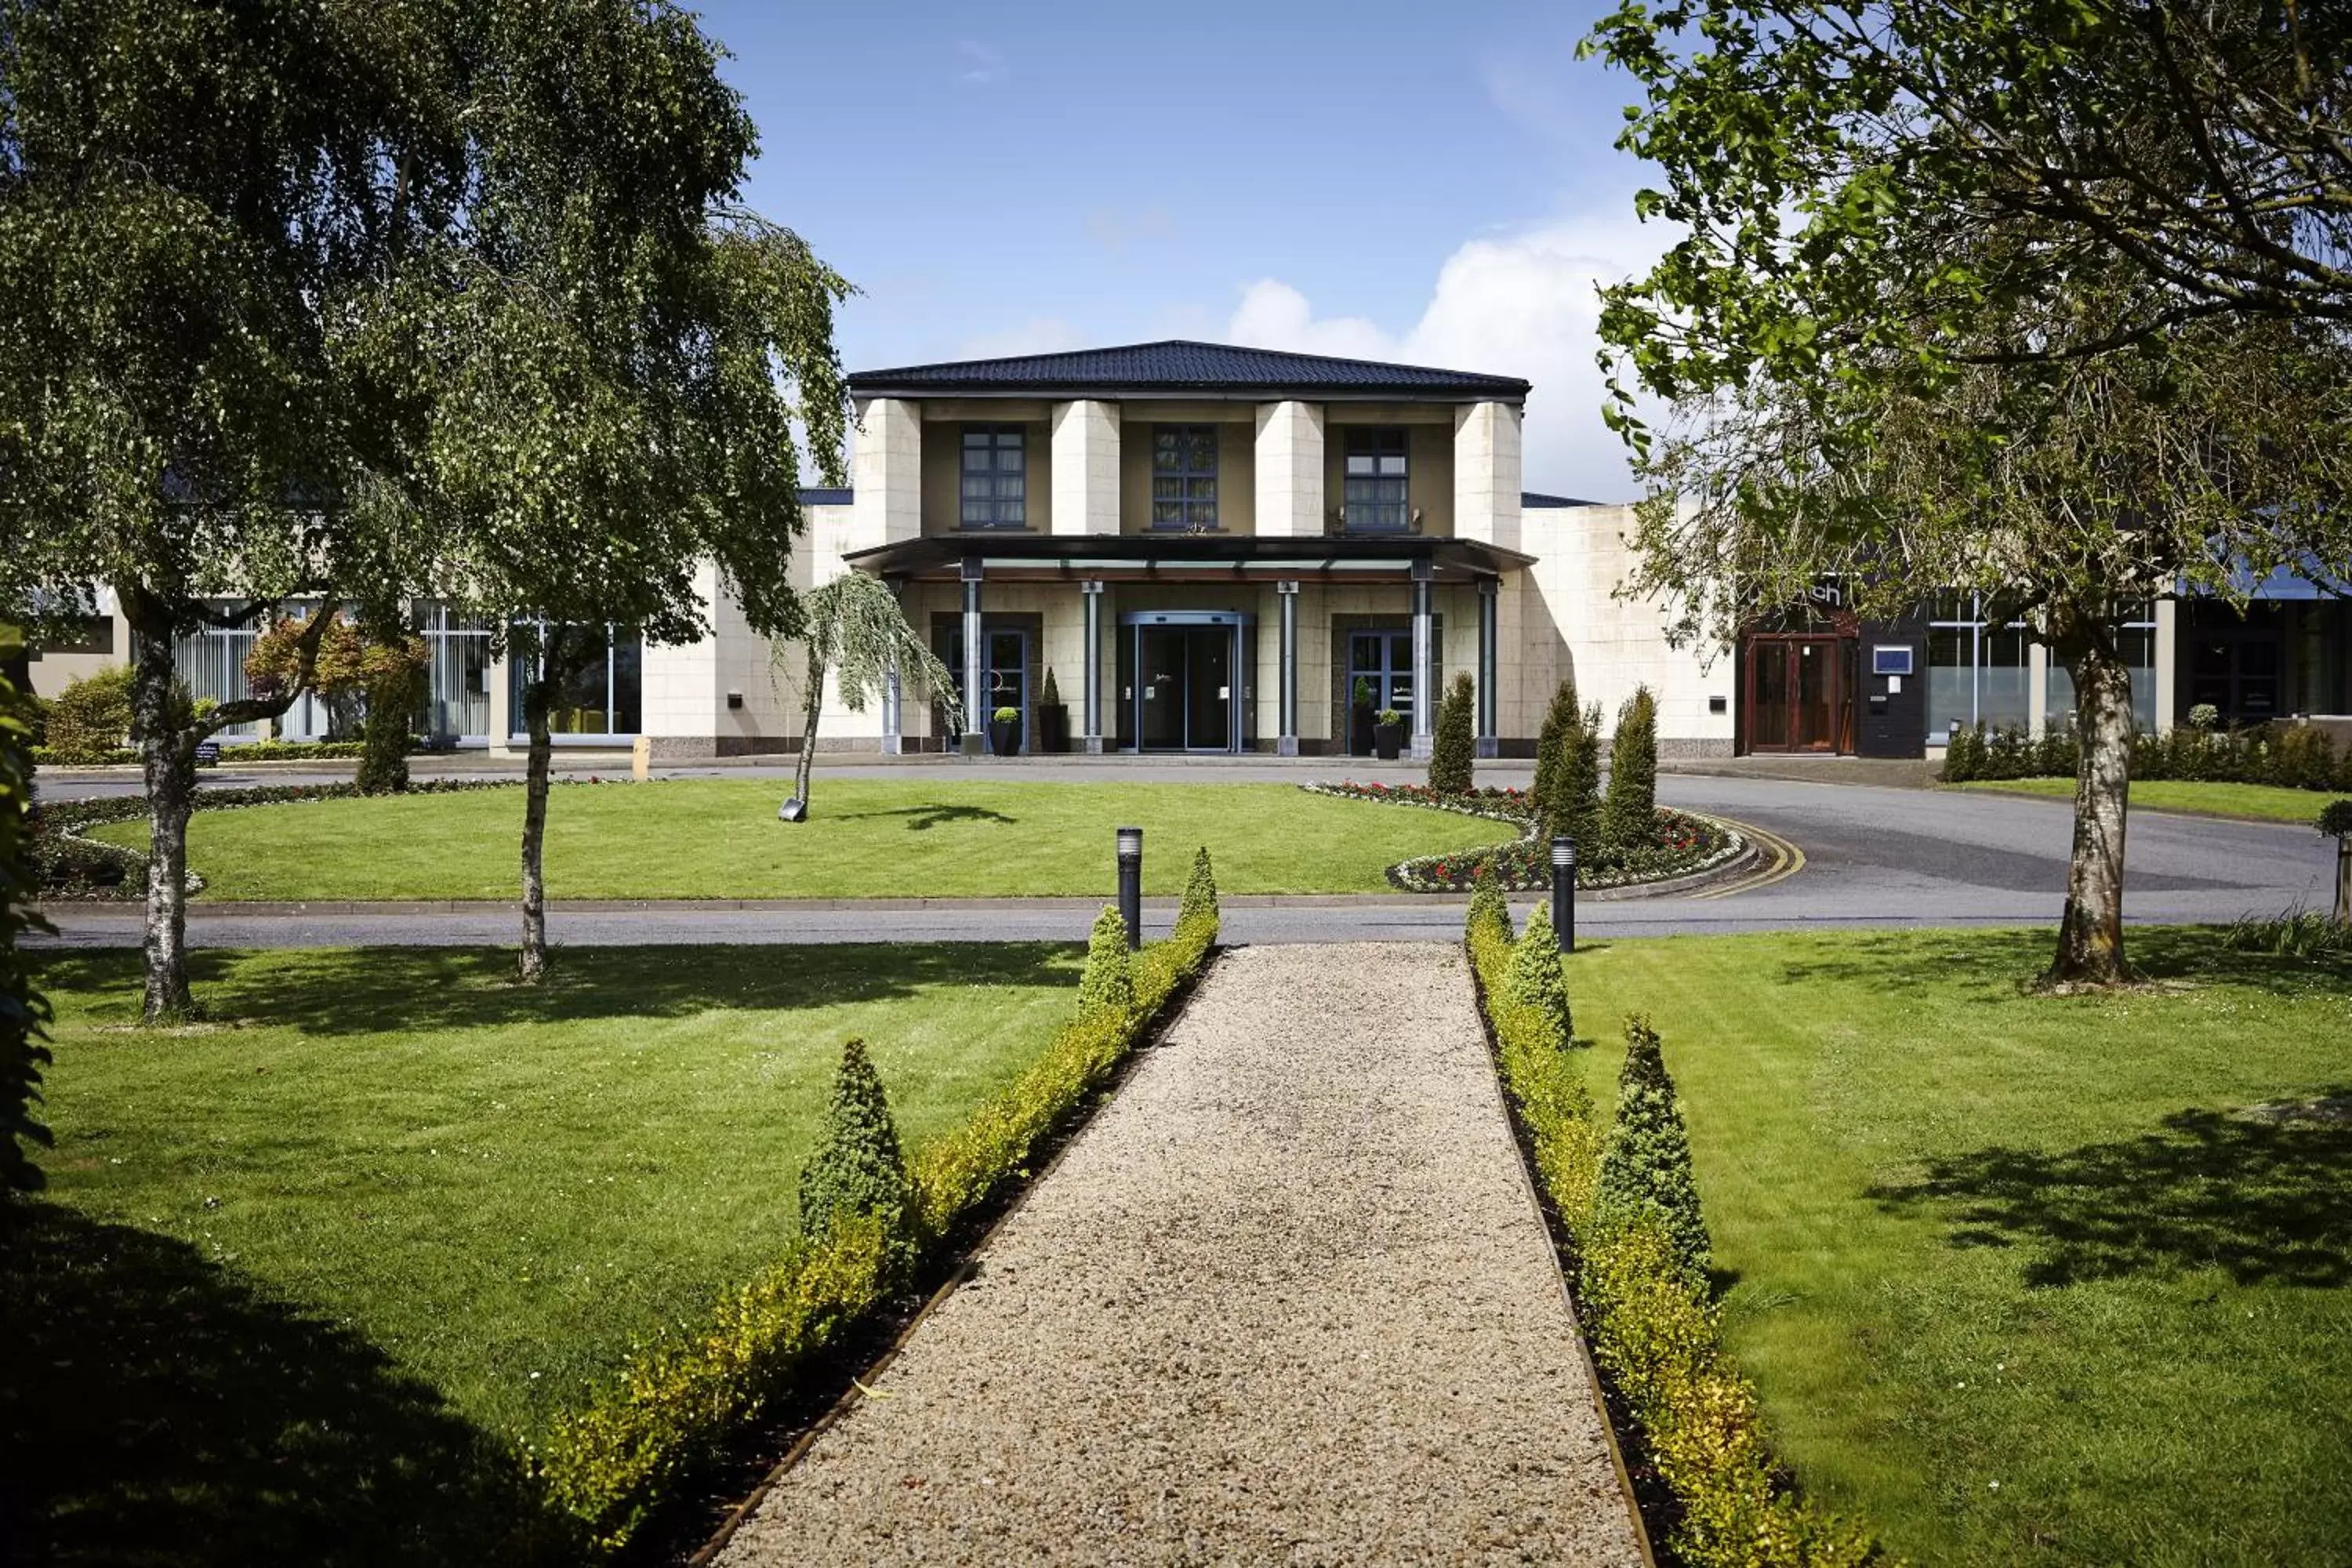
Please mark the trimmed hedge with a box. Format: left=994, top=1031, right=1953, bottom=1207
left=530, top=865, right=1223, bottom=1554
left=40, top=666, right=133, bottom=764
left=1429, top=670, right=1476, bottom=795
left=1943, top=719, right=2352, bottom=791
left=1466, top=902, right=1878, bottom=1568
left=1602, top=686, right=1660, bottom=848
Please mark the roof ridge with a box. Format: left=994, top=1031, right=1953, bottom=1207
left=848, top=339, right=1528, bottom=396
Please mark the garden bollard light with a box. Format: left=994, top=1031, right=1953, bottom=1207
left=1551, top=836, right=1576, bottom=955
left=1117, top=826, right=1143, bottom=950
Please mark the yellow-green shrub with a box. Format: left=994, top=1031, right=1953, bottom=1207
left=1465, top=908, right=1878, bottom=1568
left=533, top=866, right=1222, bottom=1555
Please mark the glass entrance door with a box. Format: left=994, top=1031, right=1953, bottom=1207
left=1123, top=613, right=1251, bottom=751
left=1346, top=630, right=1417, bottom=755
left=938, top=626, right=1029, bottom=752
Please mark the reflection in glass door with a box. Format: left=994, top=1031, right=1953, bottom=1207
left=938, top=626, right=1030, bottom=753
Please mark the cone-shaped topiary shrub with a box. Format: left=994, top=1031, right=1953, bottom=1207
left=1529, top=677, right=1577, bottom=822
left=1548, top=700, right=1604, bottom=850
left=797, top=1037, right=914, bottom=1268
left=1595, top=1014, right=1710, bottom=1286
left=1429, top=670, right=1476, bottom=795
left=1181, top=844, right=1218, bottom=928
left=1467, top=868, right=1513, bottom=950
left=1602, top=686, right=1659, bottom=848
left=1077, top=904, right=1135, bottom=1018
left=1506, top=902, right=1573, bottom=1050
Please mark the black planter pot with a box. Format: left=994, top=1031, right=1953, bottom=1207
left=1350, top=706, right=1375, bottom=757
left=1373, top=722, right=1404, bottom=761
left=989, top=720, right=1021, bottom=757
left=1036, top=704, right=1070, bottom=753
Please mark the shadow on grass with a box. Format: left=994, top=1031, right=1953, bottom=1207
left=0, top=1202, right=579, bottom=1566
left=32, top=942, right=1082, bottom=1037
left=832, top=803, right=1018, bottom=831
left=1870, top=1094, right=2352, bottom=1287
left=1773, top=926, right=2352, bottom=1002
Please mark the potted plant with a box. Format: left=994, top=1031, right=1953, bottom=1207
left=1350, top=675, right=1377, bottom=756
left=1373, top=707, right=1405, bottom=760
left=1037, top=668, right=1070, bottom=753
left=989, top=704, right=1022, bottom=756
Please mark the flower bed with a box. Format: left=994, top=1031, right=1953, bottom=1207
left=1302, top=781, right=1744, bottom=893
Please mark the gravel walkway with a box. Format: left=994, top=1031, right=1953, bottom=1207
left=715, top=943, right=1646, bottom=1566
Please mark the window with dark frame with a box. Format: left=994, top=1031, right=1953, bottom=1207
left=1343, top=427, right=1409, bottom=532
left=960, top=426, right=1027, bottom=529
left=1150, top=425, right=1219, bottom=531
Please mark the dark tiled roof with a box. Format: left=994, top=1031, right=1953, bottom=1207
left=848, top=339, right=1529, bottom=400
left=1520, top=492, right=1596, bottom=509
left=797, top=487, right=854, bottom=506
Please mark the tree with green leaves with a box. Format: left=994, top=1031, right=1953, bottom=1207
left=1585, top=5, right=2352, bottom=986
left=0, top=2, right=479, bottom=1018
left=372, top=5, right=851, bottom=981
left=2, top=631, right=53, bottom=1195
left=1528, top=677, right=1578, bottom=822
left=1602, top=687, right=1659, bottom=848
left=1428, top=670, right=1476, bottom=795
left=779, top=574, right=953, bottom=820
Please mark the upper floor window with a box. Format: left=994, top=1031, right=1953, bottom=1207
left=960, top=426, right=1026, bottom=529
left=1151, top=425, right=1218, bottom=531
left=1343, top=428, right=1409, bottom=532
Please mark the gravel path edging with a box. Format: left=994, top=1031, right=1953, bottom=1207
left=713, top=945, right=1649, bottom=1565
left=680, top=958, right=1221, bottom=1568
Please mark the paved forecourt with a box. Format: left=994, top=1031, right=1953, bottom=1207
left=714, top=944, right=1646, bottom=1566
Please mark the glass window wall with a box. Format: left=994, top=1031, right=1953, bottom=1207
left=507, top=622, right=643, bottom=740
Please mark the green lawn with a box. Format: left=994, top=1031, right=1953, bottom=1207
left=88, top=779, right=1516, bottom=900
left=7, top=944, right=1082, bottom=1563
left=1955, top=775, right=2345, bottom=824
left=1563, top=928, right=2352, bottom=1567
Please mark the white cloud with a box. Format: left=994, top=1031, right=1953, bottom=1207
left=955, top=41, right=1007, bottom=85
left=1224, top=213, right=1664, bottom=501
left=954, top=318, right=1084, bottom=361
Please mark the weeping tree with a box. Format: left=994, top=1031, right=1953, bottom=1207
left=1587, top=3, right=2352, bottom=987
left=0, top=1, right=477, bottom=1017
left=779, top=573, right=954, bottom=820
left=372, top=3, right=851, bottom=979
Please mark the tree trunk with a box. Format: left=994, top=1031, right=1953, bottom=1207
left=517, top=640, right=560, bottom=984
left=129, top=615, right=198, bottom=1020
left=357, top=599, right=414, bottom=795
left=790, top=649, right=823, bottom=815
left=2044, top=630, right=2134, bottom=988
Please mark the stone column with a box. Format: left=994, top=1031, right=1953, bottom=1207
left=1254, top=400, right=1325, bottom=537
left=1081, top=579, right=1106, bottom=753
left=1051, top=400, right=1122, bottom=535
left=961, top=559, right=985, bottom=756
left=1476, top=578, right=1499, bottom=757
left=1276, top=579, right=1301, bottom=757
left=2027, top=641, right=2051, bottom=738
left=2154, top=595, right=2180, bottom=731
left=1410, top=561, right=1435, bottom=760
left=485, top=647, right=513, bottom=757
left=1453, top=400, right=1523, bottom=550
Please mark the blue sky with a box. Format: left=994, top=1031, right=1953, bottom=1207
left=696, top=1, right=1662, bottom=499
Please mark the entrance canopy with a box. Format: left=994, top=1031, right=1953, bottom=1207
left=840, top=532, right=1534, bottom=586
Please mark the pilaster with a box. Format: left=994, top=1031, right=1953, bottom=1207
left=1453, top=400, right=1523, bottom=549
left=852, top=397, right=922, bottom=549
left=1254, top=400, right=1325, bottom=537
left=1051, top=400, right=1121, bottom=535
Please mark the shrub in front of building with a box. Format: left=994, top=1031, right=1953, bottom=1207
left=1545, top=699, right=1604, bottom=851
left=1530, top=677, right=1578, bottom=821
left=1077, top=904, right=1134, bottom=1018
left=1602, top=685, right=1660, bottom=848
left=1428, top=670, right=1476, bottom=795
left=1181, top=844, right=1218, bottom=928
left=1505, top=902, right=1572, bottom=1050
left=1944, top=718, right=2349, bottom=793
left=42, top=665, right=134, bottom=764
left=1594, top=1014, right=1711, bottom=1289
left=795, top=1037, right=915, bottom=1269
